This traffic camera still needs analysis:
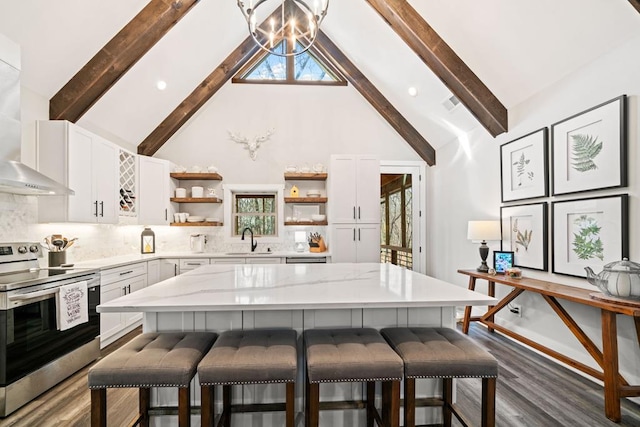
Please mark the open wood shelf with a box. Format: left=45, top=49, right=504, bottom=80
left=284, top=197, right=327, bottom=203
left=284, top=172, right=327, bottom=181
left=170, top=222, right=223, bottom=227
left=170, top=197, right=222, bottom=203
left=284, top=220, right=328, bottom=226
left=170, top=172, right=223, bottom=180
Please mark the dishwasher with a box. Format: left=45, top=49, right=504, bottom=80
left=285, top=256, right=327, bottom=264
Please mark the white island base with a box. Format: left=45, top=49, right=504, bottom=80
left=98, top=263, right=496, bottom=426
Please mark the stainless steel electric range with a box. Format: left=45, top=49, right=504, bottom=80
left=0, top=242, right=100, bottom=417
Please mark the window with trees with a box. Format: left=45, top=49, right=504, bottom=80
left=233, top=193, right=277, bottom=236
left=380, top=174, right=413, bottom=269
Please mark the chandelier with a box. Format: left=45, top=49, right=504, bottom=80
left=237, top=0, right=329, bottom=57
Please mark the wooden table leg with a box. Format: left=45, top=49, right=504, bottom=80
left=487, top=281, right=495, bottom=333
left=462, top=277, right=476, bottom=334
left=601, top=309, right=621, bottom=422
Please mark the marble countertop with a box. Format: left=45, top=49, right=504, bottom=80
left=98, top=263, right=496, bottom=313
left=74, top=251, right=330, bottom=269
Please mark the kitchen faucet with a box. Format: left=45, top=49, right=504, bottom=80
left=241, top=227, right=258, bottom=252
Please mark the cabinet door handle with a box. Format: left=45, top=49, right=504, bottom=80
left=165, top=209, right=168, bottom=221
left=358, top=228, right=361, bottom=241
left=174, top=264, right=177, bottom=276
left=94, top=201, right=98, bottom=217
left=358, top=206, right=361, bottom=219
left=353, top=206, right=356, bottom=219
left=128, top=284, right=131, bottom=294
left=99, top=201, right=104, bottom=217
left=122, top=286, right=126, bottom=295
left=353, top=228, right=356, bottom=241
left=119, top=270, right=134, bottom=276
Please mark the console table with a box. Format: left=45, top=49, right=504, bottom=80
left=458, top=269, right=640, bottom=423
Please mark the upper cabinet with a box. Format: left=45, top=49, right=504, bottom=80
left=118, top=149, right=137, bottom=218
left=328, top=155, right=380, bottom=224
left=37, top=121, right=118, bottom=224
left=138, top=156, right=172, bottom=225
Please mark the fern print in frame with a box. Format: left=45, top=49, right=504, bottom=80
left=552, top=95, right=627, bottom=195
left=570, top=134, right=602, bottom=172
left=552, top=195, right=628, bottom=278
left=500, top=202, right=547, bottom=271
left=570, top=213, right=604, bottom=261
left=500, top=128, right=548, bottom=202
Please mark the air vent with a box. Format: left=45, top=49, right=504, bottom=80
left=442, top=95, right=461, bottom=112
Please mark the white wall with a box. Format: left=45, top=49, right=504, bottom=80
left=428, top=34, right=640, bottom=393
left=1, top=70, right=423, bottom=262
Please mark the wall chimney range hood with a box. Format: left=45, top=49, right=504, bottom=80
left=0, top=35, right=74, bottom=196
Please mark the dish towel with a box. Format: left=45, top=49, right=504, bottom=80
left=56, top=281, right=88, bottom=331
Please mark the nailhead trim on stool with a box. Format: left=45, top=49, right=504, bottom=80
left=304, top=328, right=403, bottom=427
left=88, top=332, right=217, bottom=427
left=381, top=327, right=498, bottom=427
left=198, top=329, right=298, bottom=427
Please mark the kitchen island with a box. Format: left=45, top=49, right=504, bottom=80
left=98, top=263, right=496, bottom=426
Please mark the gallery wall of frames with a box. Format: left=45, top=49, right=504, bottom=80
left=499, top=95, right=629, bottom=278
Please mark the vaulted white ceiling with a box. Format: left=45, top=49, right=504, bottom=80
left=1, top=0, right=639, bottom=150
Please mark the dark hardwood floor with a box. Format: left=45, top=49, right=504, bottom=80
left=453, top=323, right=640, bottom=427
left=0, top=324, right=638, bottom=426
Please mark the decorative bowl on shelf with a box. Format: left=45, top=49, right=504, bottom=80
left=311, top=214, right=326, bottom=222
left=307, top=190, right=322, bottom=197
left=187, top=216, right=205, bottom=222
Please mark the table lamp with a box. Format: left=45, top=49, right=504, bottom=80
left=467, top=221, right=501, bottom=272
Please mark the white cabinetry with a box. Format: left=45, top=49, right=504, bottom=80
left=99, top=262, right=147, bottom=347
left=329, top=155, right=380, bottom=263
left=159, top=259, right=179, bottom=280
left=179, top=258, right=210, bottom=274
left=329, top=155, right=380, bottom=223
left=138, top=155, right=173, bottom=225
left=37, top=120, right=118, bottom=224
left=147, top=259, right=160, bottom=286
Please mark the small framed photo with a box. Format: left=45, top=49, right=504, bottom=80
left=493, top=251, right=514, bottom=274
left=500, top=128, right=549, bottom=202
left=552, top=195, right=628, bottom=278
left=500, top=202, right=548, bottom=271
left=551, top=95, right=627, bottom=195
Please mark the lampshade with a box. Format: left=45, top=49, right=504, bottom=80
left=467, top=221, right=501, bottom=242
left=294, top=231, right=307, bottom=243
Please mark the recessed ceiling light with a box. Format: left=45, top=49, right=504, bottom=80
left=408, top=87, right=418, bottom=97
left=156, top=80, right=167, bottom=91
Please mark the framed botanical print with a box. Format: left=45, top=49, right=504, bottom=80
left=500, top=202, right=548, bottom=271
left=551, top=95, right=627, bottom=195
left=500, top=128, right=549, bottom=202
left=551, top=195, right=628, bottom=278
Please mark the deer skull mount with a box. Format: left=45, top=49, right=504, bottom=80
left=228, top=129, right=275, bottom=161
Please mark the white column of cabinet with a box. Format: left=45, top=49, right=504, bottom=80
left=37, top=120, right=118, bottom=223
left=137, top=155, right=173, bottom=225
left=329, top=155, right=380, bottom=263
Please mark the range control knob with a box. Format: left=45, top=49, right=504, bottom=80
left=29, top=245, right=40, bottom=253
left=17, top=246, right=28, bottom=254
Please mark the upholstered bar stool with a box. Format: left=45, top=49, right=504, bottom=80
left=88, top=332, right=217, bottom=427
left=304, top=328, right=404, bottom=427
left=380, top=327, right=498, bottom=427
left=198, top=328, right=298, bottom=427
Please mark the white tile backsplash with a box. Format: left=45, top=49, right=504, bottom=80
left=0, top=193, right=326, bottom=264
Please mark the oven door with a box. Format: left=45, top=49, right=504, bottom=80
left=0, top=275, right=100, bottom=386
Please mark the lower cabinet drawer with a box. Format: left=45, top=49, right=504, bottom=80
left=101, top=262, right=147, bottom=286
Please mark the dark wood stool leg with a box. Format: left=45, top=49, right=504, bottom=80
left=178, top=385, right=191, bottom=427
left=90, top=388, right=106, bottom=427
left=442, top=378, right=453, bottom=427
left=382, top=380, right=400, bottom=427
left=366, top=381, right=375, bottom=427
left=404, top=378, right=415, bottom=427
left=222, top=385, right=232, bottom=427
left=306, top=382, right=319, bottom=427
left=139, top=388, right=150, bottom=427
left=286, top=382, right=295, bottom=427
left=201, top=385, right=215, bottom=427
left=482, top=378, right=496, bottom=427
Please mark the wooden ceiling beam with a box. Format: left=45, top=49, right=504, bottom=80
left=50, top=0, right=199, bottom=122
left=629, top=0, right=640, bottom=13
left=365, top=0, right=508, bottom=137
left=137, top=37, right=261, bottom=156
left=314, top=31, right=436, bottom=165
